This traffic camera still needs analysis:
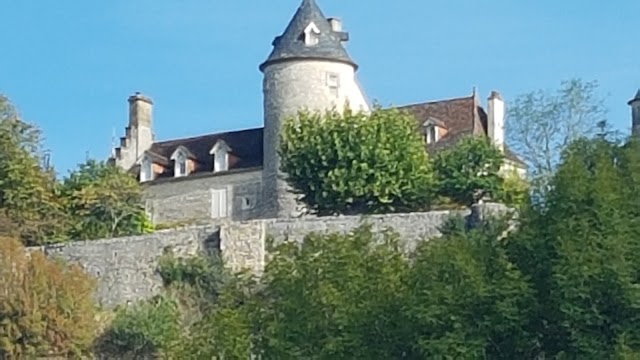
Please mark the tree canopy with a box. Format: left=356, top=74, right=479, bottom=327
left=279, top=107, right=434, bottom=215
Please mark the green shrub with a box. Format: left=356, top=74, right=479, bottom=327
left=96, top=296, right=183, bottom=358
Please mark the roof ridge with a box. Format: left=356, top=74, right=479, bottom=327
left=393, top=94, right=475, bottom=109
left=152, top=126, right=263, bottom=146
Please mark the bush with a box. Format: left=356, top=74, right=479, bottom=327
left=432, top=136, right=504, bottom=206
left=0, top=237, right=97, bottom=358
left=96, top=296, right=183, bottom=359
left=279, top=107, right=434, bottom=215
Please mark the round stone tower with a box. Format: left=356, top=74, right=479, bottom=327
left=260, top=0, right=370, bottom=218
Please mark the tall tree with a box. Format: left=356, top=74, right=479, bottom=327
left=506, top=79, right=607, bottom=193
left=0, top=96, right=67, bottom=245
left=61, top=159, right=153, bottom=240
left=507, top=136, right=640, bottom=357
left=279, top=107, right=434, bottom=215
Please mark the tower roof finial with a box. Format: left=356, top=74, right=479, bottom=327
left=260, top=0, right=355, bottom=71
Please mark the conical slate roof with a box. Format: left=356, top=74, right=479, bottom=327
left=629, top=89, right=640, bottom=105
left=260, top=0, right=355, bottom=71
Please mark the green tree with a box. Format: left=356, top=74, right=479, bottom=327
left=408, top=218, right=537, bottom=359
left=507, top=136, right=640, bottom=357
left=256, top=226, right=415, bottom=359
left=432, top=136, right=504, bottom=206
left=279, top=107, right=434, bottom=215
left=0, top=236, right=97, bottom=358
left=0, top=96, right=68, bottom=245
left=61, top=159, right=153, bottom=240
left=506, top=79, right=606, bottom=194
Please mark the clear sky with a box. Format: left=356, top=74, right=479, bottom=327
left=1, top=1, right=638, bottom=174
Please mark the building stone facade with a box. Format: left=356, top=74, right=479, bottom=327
left=109, top=0, right=525, bottom=225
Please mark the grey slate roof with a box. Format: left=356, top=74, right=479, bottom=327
left=260, top=0, right=356, bottom=71
left=628, top=89, right=640, bottom=105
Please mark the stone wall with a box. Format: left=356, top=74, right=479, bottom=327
left=144, top=169, right=264, bottom=224
left=33, top=205, right=505, bottom=308
left=35, top=225, right=219, bottom=309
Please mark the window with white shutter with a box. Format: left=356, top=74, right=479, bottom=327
left=211, top=188, right=228, bottom=219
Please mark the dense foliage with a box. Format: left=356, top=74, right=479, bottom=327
left=98, top=135, right=640, bottom=358
left=61, top=159, right=154, bottom=240
left=0, top=94, right=152, bottom=245
left=432, top=136, right=505, bottom=206
left=0, top=237, right=97, bottom=358
left=279, top=107, right=434, bottom=215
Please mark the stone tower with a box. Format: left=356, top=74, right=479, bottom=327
left=260, top=0, right=370, bottom=218
left=629, top=89, right=640, bottom=136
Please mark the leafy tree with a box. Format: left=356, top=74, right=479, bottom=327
left=495, top=168, right=530, bottom=208
left=507, top=136, right=640, bottom=357
left=96, top=296, right=184, bottom=358
left=408, top=218, right=536, bottom=359
left=256, top=226, right=415, bottom=359
left=0, top=96, right=68, bottom=245
left=506, top=79, right=606, bottom=194
left=61, top=159, right=153, bottom=240
left=0, top=236, right=97, bottom=358
left=432, top=136, right=504, bottom=206
left=279, top=107, right=434, bottom=215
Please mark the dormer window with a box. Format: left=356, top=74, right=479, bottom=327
left=304, top=22, right=320, bottom=46
left=210, top=140, right=231, bottom=173
left=170, top=146, right=192, bottom=178
left=425, top=125, right=438, bottom=144
left=423, top=118, right=443, bottom=145
left=140, top=156, right=153, bottom=182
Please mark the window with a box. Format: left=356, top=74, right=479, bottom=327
left=327, top=72, right=340, bottom=97
left=210, top=140, right=231, bottom=173
left=425, top=125, right=438, bottom=144
left=241, top=196, right=255, bottom=210
left=140, top=157, right=153, bottom=182
left=211, top=188, right=228, bottom=219
left=170, top=147, right=191, bottom=178
left=175, top=152, right=187, bottom=177
left=214, top=151, right=229, bottom=172
left=304, top=22, right=320, bottom=46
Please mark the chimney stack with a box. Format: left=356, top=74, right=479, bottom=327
left=128, top=92, right=153, bottom=128
left=628, top=89, right=640, bottom=136
left=487, top=91, right=505, bottom=152
left=328, top=17, right=343, bottom=32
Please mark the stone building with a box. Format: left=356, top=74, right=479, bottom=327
left=110, top=0, right=526, bottom=224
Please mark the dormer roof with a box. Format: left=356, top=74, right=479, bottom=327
left=170, top=145, right=197, bottom=161
left=210, top=139, right=232, bottom=154
left=260, top=0, right=355, bottom=71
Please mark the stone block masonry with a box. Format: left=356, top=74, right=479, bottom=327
left=30, top=204, right=506, bottom=308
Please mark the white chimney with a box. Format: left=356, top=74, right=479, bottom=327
left=487, top=91, right=505, bottom=152
left=328, top=17, right=343, bottom=32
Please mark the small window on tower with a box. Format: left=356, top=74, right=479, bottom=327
left=327, top=72, right=340, bottom=97
left=304, top=22, right=320, bottom=46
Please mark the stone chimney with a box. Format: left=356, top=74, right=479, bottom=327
left=628, top=89, right=640, bottom=136
left=328, top=17, right=343, bottom=32
left=113, top=92, right=154, bottom=170
left=487, top=91, right=505, bottom=152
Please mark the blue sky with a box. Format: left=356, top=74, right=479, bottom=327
left=1, top=1, right=638, bottom=174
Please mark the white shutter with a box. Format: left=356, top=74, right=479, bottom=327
left=211, top=188, right=228, bottom=219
